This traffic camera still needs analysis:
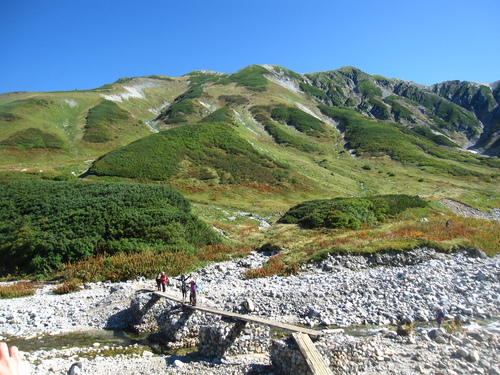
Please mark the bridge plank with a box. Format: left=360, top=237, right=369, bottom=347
left=292, top=332, right=333, bottom=375
left=149, top=290, right=324, bottom=339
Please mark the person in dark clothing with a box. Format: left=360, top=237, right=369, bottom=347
left=155, top=272, right=162, bottom=291
left=175, top=274, right=190, bottom=302
left=436, top=307, right=446, bottom=327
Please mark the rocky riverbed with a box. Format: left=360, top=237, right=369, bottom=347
left=0, top=248, right=499, bottom=374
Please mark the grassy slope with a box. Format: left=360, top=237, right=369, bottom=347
left=0, top=77, right=188, bottom=175
left=81, top=72, right=500, bottom=214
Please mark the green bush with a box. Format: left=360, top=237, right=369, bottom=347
left=0, top=128, right=67, bottom=150
left=299, top=83, right=330, bottom=101
left=201, top=107, right=231, bottom=123
left=88, top=122, right=293, bottom=184
left=384, top=96, right=414, bottom=122
left=218, top=95, right=249, bottom=106
left=358, top=80, right=382, bottom=99
left=366, top=99, right=390, bottom=120
left=0, top=180, right=221, bottom=276
left=219, top=65, right=268, bottom=92
left=158, top=85, right=204, bottom=124
left=0, top=111, right=19, bottom=122
left=278, top=194, right=428, bottom=229
left=83, top=100, right=130, bottom=143
left=317, top=105, right=491, bottom=179
left=251, top=109, right=320, bottom=152
left=185, top=71, right=225, bottom=85
left=270, top=106, right=325, bottom=135
left=409, top=126, right=459, bottom=147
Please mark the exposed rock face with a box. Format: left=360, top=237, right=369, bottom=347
left=431, top=80, right=500, bottom=154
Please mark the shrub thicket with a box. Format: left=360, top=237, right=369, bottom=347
left=299, top=83, right=331, bottom=102
left=218, top=95, right=249, bottom=106
left=0, top=128, right=67, bottom=150
left=250, top=106, right=321, bottom=152
left=270, top=106, right=325, bottom=135
left=159, top=85, right=204, bottom=124
left=278, top=194, right=428, bottom=229
left=0, top=180, right=221, bottom=276
left=185, top=71, right=225, bottom=85
left=409, top=126, right=459, bottom=147
left=83, top=100, right=130, bottom=143
left=88, top=122, right=292, bottom=184
left=384, top=96, right=415, bottom=122
left=201, top=107, right=231, bottom=123
left=219, top=65, right=268, bottom=92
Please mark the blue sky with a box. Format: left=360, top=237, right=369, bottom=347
left=1, top=0, right=498, bottom=94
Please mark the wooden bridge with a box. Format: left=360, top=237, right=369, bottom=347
left=149, top=289, right=334, bottom=374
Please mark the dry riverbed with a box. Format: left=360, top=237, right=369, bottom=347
left=0, top=249, right=499, bottom=374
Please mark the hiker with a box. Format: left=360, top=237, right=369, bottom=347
left=159, top=272, right=168, bottom=292
left=436, top=307, right=446, bottom=328
left=189, top=280, right=197, bottom=306
left=445, top=221, right=450, bottom=228
left=155, top=272, right=163, bottom=291
left=175, top=274, right=190, bottom=302
left=0, top=342, right=30, bottom=375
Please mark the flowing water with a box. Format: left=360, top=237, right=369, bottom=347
left=3, top=320, right=499, bottom=353
left=3, top=329, right=152, bottom=352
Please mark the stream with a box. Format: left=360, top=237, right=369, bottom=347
left=4, top=320, right=500, bottom=354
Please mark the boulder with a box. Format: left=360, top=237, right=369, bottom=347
left=243, top=298, right=256, bottom=313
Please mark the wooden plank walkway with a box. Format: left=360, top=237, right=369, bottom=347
left=149, top=289, right=324, bottom=339
left=293, top=332, right=333, bottom=375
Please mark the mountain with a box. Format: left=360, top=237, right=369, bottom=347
left=0, top=65, right=499, bottom=212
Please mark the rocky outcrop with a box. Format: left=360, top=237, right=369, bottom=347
left=440, top=198, right=499, bottom=221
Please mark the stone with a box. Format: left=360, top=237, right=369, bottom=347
left=462, top=307, right=474, bottom=315
left=456, top=347, right=469, bottom=359
left=173, top=359, right=184, bottom=367
left=467, top=350, right=480, bottom=362
left=244, top=298, right=255, bottom=313
left=307, top=307, right=321, bottom=318
left=68, top=362, right=82, bottom=375
left=397, top=326, right=411, bottom=336
left=474, top=249, right=488, bottom=259
left=435, top=336, right=447, bottom=344
left=449, top=335, right=463, bottom=345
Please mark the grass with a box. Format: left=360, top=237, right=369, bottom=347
left=54, top=244, right=252, bottom=284
left=237, top=212, right=500, bottom=278
left=0, top=281, right=37, bottom=299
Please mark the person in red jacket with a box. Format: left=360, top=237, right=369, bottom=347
left=159, top=272, right=168, bottom=292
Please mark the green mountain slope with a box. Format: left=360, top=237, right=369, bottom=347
left=0, top=64, right=499, bottom=211
left=87, top=122, right=297, bottom=187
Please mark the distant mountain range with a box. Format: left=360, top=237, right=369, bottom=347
left=0, top=65, right=499, bottom=207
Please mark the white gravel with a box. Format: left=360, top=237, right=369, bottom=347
left=0, top=249, right=499, bottom=374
